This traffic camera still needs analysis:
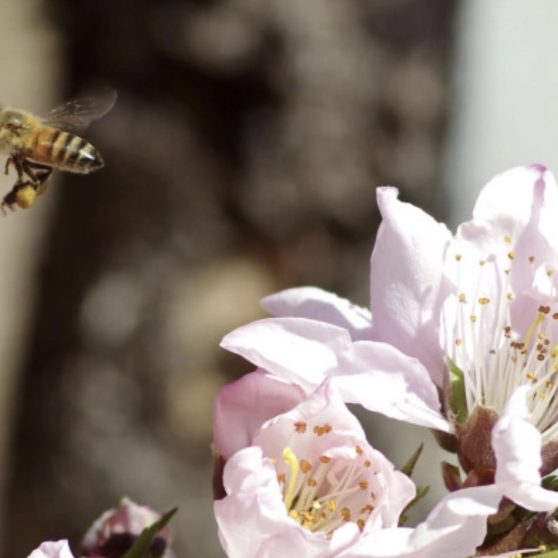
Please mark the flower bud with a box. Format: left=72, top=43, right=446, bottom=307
left=82, top=498, right=172, bottom=558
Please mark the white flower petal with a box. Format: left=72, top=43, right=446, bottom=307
left=370, top=187, right=453, bottom=387
left=261, top=287, right=372, bottom=340
left=221, top=317, right=449, bottom=431
left=493, top=385, right=558, bottom=511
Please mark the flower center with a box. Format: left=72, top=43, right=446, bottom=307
left=445, top=234, right=558, bottom=441
left=274, top=421, right=378, bottom=535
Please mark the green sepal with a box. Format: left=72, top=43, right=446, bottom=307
left=528, top=551, right=558, bottom=557
left=448, top=358, right=468, bottom=424
left=400, top=443, right=423, bottom=477
left=398, top=485, right=430, bottom=526
left=121, top=507, right=178, bottom=558
left=543, top=475, right=558, bottom=491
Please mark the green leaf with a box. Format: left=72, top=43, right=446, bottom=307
left=400, top=443, right=423, bottom=477
left=448, top=358, right=468, bottom=424
left=121, top=507, right=178, bottom=558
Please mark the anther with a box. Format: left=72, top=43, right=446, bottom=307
left=294, top=421, right=307, bottom=433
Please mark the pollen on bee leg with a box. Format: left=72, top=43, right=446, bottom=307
left=15, top=184, right=37, bottom=209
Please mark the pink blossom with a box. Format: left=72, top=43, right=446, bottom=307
left=369, top=165, right=558, bottom=440
left=214, top=380, right=503, bottom=558
left=215, top=381, right=416, bottom=557
left=82, top=497, right=172, bottom=558
left=27, top=541, right=75, bottom=558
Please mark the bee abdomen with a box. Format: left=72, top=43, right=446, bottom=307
left=30, top=128, right=104, bottom=173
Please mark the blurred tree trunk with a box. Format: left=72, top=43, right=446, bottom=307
left=3, top=1, right=456, bottom=556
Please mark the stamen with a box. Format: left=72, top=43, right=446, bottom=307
left=294, top=421, right=307, bottom=433
left=283, top=448, right=299, bottom=510
left=445, top=236, right=558, bottom=442
left=524, top=313, right=545, bottom=349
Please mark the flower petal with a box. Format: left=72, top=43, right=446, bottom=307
left=492, top=385, right=558, bottom=511
left=213, top=370, right=306, bottom=458
left=28, top=541, right=74, bottom=558
left=215, top=447, right=294, bottom=558
left=221, top=317, right=449, bottom=431
left=215, top=446, right=357, bottom=558
left=370, top=187, right=453, bottom=386
left=454, top=166, right=558, bottom=317
left=221, top=317, right=352, bottom=392
left=261, top=287, right=373, bottom=340
left=333, top=341, right=449, bottom=432
left=339, top=485, right=502, bottom=558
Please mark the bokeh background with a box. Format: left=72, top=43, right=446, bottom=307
left=2, top=1, right=558, bottom=556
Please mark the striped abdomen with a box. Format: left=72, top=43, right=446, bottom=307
left=25, top=127, right=103, bottom=174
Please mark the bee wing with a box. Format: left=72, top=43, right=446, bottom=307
left=42, top=89, right=117, bottom=133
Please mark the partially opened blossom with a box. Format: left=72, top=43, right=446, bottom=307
left=28, top=541, right=75, bottom=558
left=82, top=497, right=172, bottom=558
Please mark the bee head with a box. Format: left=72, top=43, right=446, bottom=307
left=0, top=109, right=31, bottom=152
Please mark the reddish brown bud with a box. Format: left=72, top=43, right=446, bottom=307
left=541, top=440, right=558, bottom=475
left=456, top=405, right=499, bottom=482
left=441, top=461, right=462, bottom=492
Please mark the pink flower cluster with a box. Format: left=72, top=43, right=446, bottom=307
left=213, top=166, right=558, bottom=557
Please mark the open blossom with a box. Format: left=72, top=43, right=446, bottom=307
left=214, top=379, right=416, bottom=557
left=370, top=166, right=558, bottom=438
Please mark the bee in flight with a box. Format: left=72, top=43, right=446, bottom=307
left=0, top=89, right=117, bottom=212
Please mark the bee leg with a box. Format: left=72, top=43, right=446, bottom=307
left=2, top=180, right=38, bottom=211
left=10, top=154, right=27, bottom=181
left=22, top=160, right=52, bottom=195
left=2, top=160, right=52, bottom=213
left=1, top=184, right=21, bottom=213
left=4, top=156, right=12, bottom=176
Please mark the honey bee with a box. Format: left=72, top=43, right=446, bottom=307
left=0, top=89, right=117, bottom=212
